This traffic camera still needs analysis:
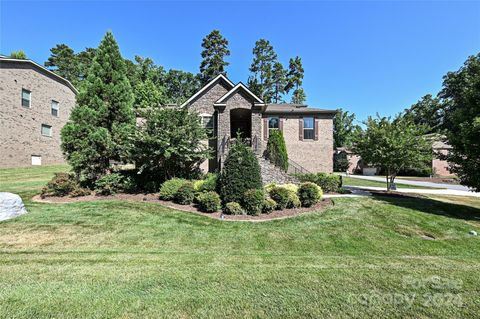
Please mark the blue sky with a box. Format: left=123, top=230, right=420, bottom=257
left=1, top=1, right=479, bottom=122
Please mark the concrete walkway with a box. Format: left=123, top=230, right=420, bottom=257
left=341, top=174, right=471, bottom=191
left=344, top=186, right=480, bottom=198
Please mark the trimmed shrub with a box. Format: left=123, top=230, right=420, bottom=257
left=268, top=186, right=291, bottom=210
left=193, top=173, right=218, bottom=192
left=69, top=185, right=91, bottom=197
left=262, top=198, right=277, bottom=214
left=224, top=202, right=244, bottom=215
left=174, top=182, right=195, bottom=205
left=242, top=189, right=265, bottom=216
left=159, top=178, right=189, bottom=200
left=219, top=140, right=262, bottom=203
left=94, top=173, right=124, bottom=195
left=287, top=192, right=301, bottom=209
left=337, top=187, right=351, bottom=194
left=41, top=172, right=77, bottom=197
left=264, top=183, right=277, bottom=193
left=298, top=182, right=322, bottom=207
left=265, top=129, right=288, bottom=172
left=296, top=173, right=341, bottom=193
left=196, top=191, right=221, bottom=212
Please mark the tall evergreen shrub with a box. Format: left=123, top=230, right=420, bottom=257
left=265, top=129, right=288, bottom=172
left=219, top=140, right=262, bottom=203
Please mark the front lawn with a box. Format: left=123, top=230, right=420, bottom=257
left=342, top=176, right=443, bottom=189
left=0, top=166, right=479, bottom=318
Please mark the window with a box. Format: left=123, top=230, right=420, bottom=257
left=51, top=100, right=59, bottom=117
left=21, top=89, right=31, bottom=108
left=303, top=117, right=314, bottom=140
left=201, top=115, right=214, bottom=130
left=41, top=124, right=52, bottom=137
left=268, top=117, right=279, bottom=131
left=31, top=155, right=42, bottom=166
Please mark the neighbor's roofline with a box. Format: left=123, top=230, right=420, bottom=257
left=214, top=82, right=264, bottom=105
left=181, top=74, right=234, bottom=107
left=0, top=57, right=78, bottom=94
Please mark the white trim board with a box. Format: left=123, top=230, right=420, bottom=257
left=181, top=74, right=234, bottom=107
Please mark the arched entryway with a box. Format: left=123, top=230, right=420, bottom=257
left=230, top=108, right=251, bottom=138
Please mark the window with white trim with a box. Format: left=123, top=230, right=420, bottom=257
left=21, top=89, right=31, bottom=108
left=41, top=124, right=52, bottom=137
left=201, top=115, right=213, bottom=130
left=51, top=100, right=59, bottom=117
left=268, top=117, right=279, bottom=132
left=303, top=117, right=314, bottom=140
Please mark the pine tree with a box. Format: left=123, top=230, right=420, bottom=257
left=248, top=39, right=277, bottom=103
left=199, top=30, right=230, bottom=84
left=61, top=31, right=135, bottom=182
left=285, top=56, right=306, bottom=103
left=10, top=50, right=27, bottom=59
left=272, top=62, right=287, bottom=103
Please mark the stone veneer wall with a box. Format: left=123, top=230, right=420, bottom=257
left=262, top=114, right=334, bottom=173
left=0, top=62, right=76, bottom=167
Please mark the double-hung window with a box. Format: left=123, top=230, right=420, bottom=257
left=21, top=89, right=31, bottom=108
left=51, top=100, right=59, bottom=117
left=303, top=117, right=314, bottom=140
left=200, top=115, right=214, bottom=136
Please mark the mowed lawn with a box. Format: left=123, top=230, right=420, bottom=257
left=1, top=166, right=480, bottom=318
left=342, top=176, right=444, bottom=189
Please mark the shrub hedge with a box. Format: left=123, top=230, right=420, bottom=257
left=196, top=191, right=221, bottom=212
left=159, top=178, right=189, bottom=200
left=41, top=172, right=77, bottom=198
left=298, top=182, right=322, bottom=207
left=224, top=202, right=244, bottom=215
left=265, top=129, right=288, bottom=172
left=174, top=182, right=195, bottom=205
left=268, top=186, right=291, bottom=210
left=296, top=173, right=341, bottom=193
left=94, top=173, right=125, bottom=195
left=262, top=198, right=277, bottom=214
left=242, top=189, right=265, bottom=216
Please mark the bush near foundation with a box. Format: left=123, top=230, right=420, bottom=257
left=242, top=189, right=265, bottom=216
left=298, top=182, right=322, bottom=207
left=196, top=191, right=221, bottom=213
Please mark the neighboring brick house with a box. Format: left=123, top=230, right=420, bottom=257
left=0, top=56, right=77, bottom=168
left=182, top=74, right=336, bottom=173
left=432, top=139, right=454, bottom=177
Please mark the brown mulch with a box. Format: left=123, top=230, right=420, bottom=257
left=32, top=193, right=333, bottom=222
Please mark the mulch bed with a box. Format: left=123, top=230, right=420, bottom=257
left=32, top=193, right=333, bottom=222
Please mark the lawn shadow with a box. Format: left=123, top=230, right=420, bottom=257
left=371, top=193, right=480, bottom=222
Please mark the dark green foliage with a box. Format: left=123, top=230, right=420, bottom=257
left=196, top=191, right=221, bottom=213
left=291, top=88, right=306, bottom=104
left=272, top=62, right=286, bottom=103
left=439, top=53, right=480, bottom=191
left=248, top=39, right=277, bottom=102
left=133, top=79, right=166, bottom=110
left=69, top=185, right=91, bottom=197
left=354, top=115, right=431, bottom=190
left=224, top=202, right=244, bottom=215
left=131, top=107, right=211, bottom=181
left=285, top=56, right=306, bottom=104
left=94, top=173, right=124, bottom=196
left=174, top=182, right=195, bottom=205
left=333, top=152, right=350, bottom=172
left=262, top=198, right=277, bottom=214
left=334, top=109, right=362, bottom=148
left=194, top=173, right=218, bottom=192
left=268, top=186, right=291, bottom=210
left=287, top=192, right=301, bottom=209
left=242, top=189, right=265, bottom=216
left=403, top=94, right=443, bottom=133
left=61, top=32, right=135, bottom=182
left=163, top=70, right=201, bottom=105
left=296, top=173, right=341, bottom=193
left=266, top=129, right=288, bottom=172
left=10, top=50, right=27, bottom=59
left=298, top=182, right=322, bottom=207
left=159, top=178, right=189, bottom=200
left=219, top=140, right=262, bottom=203
left=41, top=173, right=77, bottom=198
left=199, top=30, right=230, bottom=84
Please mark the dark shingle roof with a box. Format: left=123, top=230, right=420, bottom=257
left=264, top=104, right=336, bottom=115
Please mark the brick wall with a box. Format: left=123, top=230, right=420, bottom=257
left=0, top=62, right=76, bottom=167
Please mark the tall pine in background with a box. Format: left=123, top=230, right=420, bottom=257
left=199, top=30, right=230, bottom=84
left=61, top=31, right=135, bottom=182
left=272, top=62, right=287, bottom=103
left=285, top=56, right=306, bottom=104
left=248, top=39, right=277, bottom=103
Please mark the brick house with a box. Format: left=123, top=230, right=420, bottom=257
left=0, top=56, right=77, bottom=167
left=182, top=74, right=336, bottom=174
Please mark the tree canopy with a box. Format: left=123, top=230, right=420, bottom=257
left=403, top=94, right=443, bottom=133
left=248, top=39, right=277, bottom=102
left=354, top=115, right=431, bottom=190
left=199, top=30, right=230, bottom=84
left=10, top=50, right=27, bottom=59
left=333, top=109, right=361, bottom=148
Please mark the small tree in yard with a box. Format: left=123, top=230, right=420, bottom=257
left=354, top=116, right=431, bottom=191
left=219, top=140, right=263, bottom=203
left=61, top=31, right=135, bottom=183
left=131, top=107, right=211, bottom=181
left=265, top=129, right=288, bottom=172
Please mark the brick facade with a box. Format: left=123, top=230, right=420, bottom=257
left=0, top=60, right=77, bottom=168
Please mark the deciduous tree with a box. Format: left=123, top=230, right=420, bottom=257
left=333, top=109, right=361, bottom=148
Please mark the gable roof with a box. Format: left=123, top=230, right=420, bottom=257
left=214, top=82, right=264, bottom=106
left=264, top=104, right=337, bottom=115
left=181, top=74, right=234, bottom=107
left=0, top=56, right=78, bottom=94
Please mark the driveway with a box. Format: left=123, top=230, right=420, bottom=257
left=344, top=185, right=480, bottom=198
left=342, top=174, right=471, bottom=191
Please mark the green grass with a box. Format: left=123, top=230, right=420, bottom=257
left=342, top=176, right=442, bottom=189
left=1, top=165, right=480, bottom=318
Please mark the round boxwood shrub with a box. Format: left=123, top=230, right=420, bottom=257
left=174, top=182, right=195, bottom=205
left=219, top=140, right=262, bottom=204
left=287, top=192, right=301, bottom=209
left=268, top=186, right=291, bottom=210
left=265, top=129, right=288, bottom=172
left=159, top=178, right=189, bottom=200
left=242, top=189, right=265, bottom=216
left=298, top=182, right=322, bottom=207
left=262, top=198, right=277, bottom=214
left=224, top=202, right=244, bottom=215
left=196, top=191, right=221, bottom=212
